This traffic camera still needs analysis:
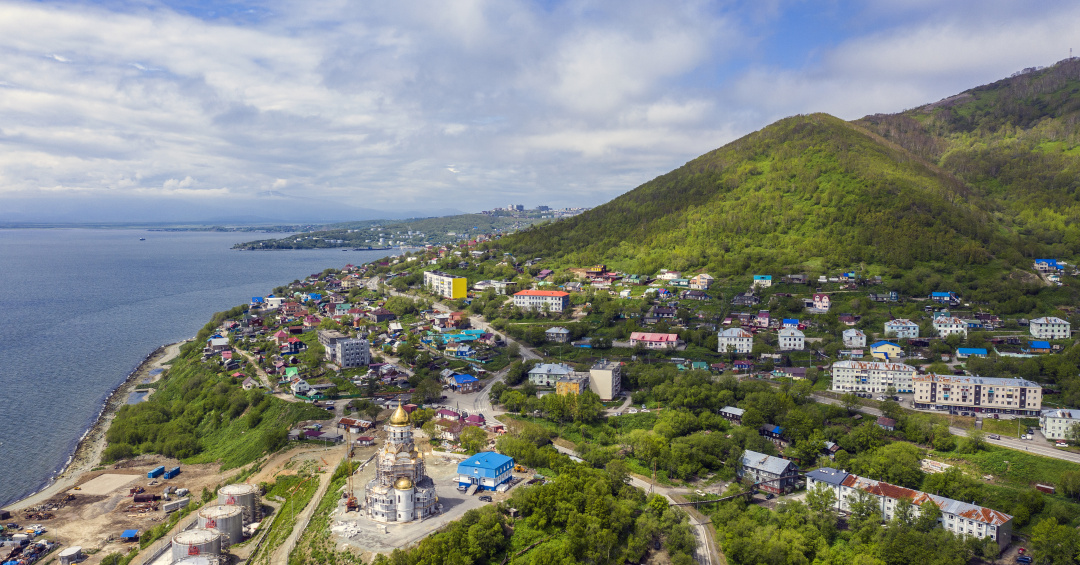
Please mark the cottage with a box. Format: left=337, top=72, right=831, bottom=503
left=752, top=275, right=773, bottom=288
left=545, top=327, right=571, bottom=343
left=812, top=293, right=831, bottom=311
left=732, top=291, right=760, bottom=307
left=629, top=332, right=679, bottom=350
left=452, top=374, right=480, bottom=393
left=876, top=417, right=897, bottom=431
left=930, top=291, right=961, bottom=306
left=689, top=273, right=714, bottom=290
left=719, top=406, right=745, bottom=424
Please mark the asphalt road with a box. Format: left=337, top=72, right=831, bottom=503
left=811, top=394, right=1080, bottom=464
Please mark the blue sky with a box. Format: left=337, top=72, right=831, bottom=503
left=0, top=0, right=1077, bottom=222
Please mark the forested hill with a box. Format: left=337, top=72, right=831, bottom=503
left=498, top=59, right=1080, bottom=277
left=857, top=58, right=1080, bottom=258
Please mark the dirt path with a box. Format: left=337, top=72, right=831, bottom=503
left=270, top=445, right=346, bottom=565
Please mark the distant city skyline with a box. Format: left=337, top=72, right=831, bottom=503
left=0, top=0, right=1077, bottom=222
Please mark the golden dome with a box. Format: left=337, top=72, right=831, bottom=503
left=389, top=401, right=410, bottom=426
left=394, top=476, right=414, bottom=490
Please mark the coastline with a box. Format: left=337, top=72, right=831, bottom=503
left=4, top=340, right=188, bottom=511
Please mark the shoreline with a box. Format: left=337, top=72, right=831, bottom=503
left=3, top=340, right=189, bottom=512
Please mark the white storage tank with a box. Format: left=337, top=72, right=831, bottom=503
left=197, top=505, right=244, bottom=547
left=174, top=556, right=216, bottom=565
left=171, top=529, right=222, bottom=562
left=218, top=483, right=259, bottom=521
left=59, top=546, right=83, bottom=565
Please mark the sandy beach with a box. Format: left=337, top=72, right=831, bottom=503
left=4, top=340, right=188, bottom=512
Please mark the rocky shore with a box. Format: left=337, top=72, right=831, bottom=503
left=4, top=340, right=188, bottom=511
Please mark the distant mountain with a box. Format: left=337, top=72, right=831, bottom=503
left=499, top=59, right=1080, bottom=281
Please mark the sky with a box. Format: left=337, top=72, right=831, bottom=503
left=0, top=0, right=1078, bottom=223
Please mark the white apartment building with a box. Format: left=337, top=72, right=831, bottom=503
left=335, top=337, right=370, bottom=368
left=718, top=327, right=754, bottom=354
left=778, top=328, right=805, bottom=351
left=831, top=360, right=917, bottom=393
left=884, top=319, right=919, bottom=339
left=806, top=468, right=1013, bottom=548
left=913, top=374, right=1042, bottom=416
left=932, top=316, right=967, bottom=338
left=1040, top=409, right=1079, bottom=440
left=512, top=290, right=570, bottom=312
left=842, top=329, right=866, bottom=348
left=1030, top=316, right=1071, bottom=340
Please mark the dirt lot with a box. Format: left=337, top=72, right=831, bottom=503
left=12, top=456, right=227, bottom=564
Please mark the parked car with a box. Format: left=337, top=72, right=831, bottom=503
left=1017, top=556, right=1033, bottom=564
left=993, top=414, right=1000, bottom=419
left=988, top=434, right=1000, bottom=440
left=479, top=495, right=492, bottom=502
left=1056, top=441, right=1069, bottom=447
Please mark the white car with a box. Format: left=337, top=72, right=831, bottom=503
left=1056, top=441, right=1069, bottom=447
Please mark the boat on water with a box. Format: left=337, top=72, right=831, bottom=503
left=139, top=237, right=146, bottom=241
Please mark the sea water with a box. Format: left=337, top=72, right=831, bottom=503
left=0, top=228, right=398, bottom=507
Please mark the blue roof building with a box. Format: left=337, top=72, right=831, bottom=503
left=1028, top=340, right=1051, bottom=351
left=782, top=318, right=800, bottom=327
left=452, top=373, right=480, bottom=392
left=251, top=296, right=264, bottom=304
left=457, top=452, right=515, bottom=491
left=956, top=348, right=988, bottom=359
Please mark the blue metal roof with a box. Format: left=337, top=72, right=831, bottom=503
left=458, top=452, right=514, bottom=479
left=121, top=529, right=139, bottom=537
left=783, top=318, right=799, bottom=325
left=871, top=341, right=900, bottom=348
left=957, top=348, right=987, bottom=355
left=1029, top=341, right=1051, bottom=349
left=251, top=297, right=264, bottom=303
left=453, top=374, right=478, bottom=384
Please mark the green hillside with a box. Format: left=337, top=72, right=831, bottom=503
left=499, top=60, right=1080, bottom=278
left=858, top=58, right=1080, bottom=258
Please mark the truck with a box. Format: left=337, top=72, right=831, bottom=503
left=147, top=466, right=165, bottom=479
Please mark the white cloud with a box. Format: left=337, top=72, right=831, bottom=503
left=0, top=0, right=1077, bottom=221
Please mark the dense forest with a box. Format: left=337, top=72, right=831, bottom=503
left=497, top=59, right=1080, bottom=280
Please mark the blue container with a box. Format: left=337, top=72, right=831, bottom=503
left=163, top=466, right=181, bottom=479
left=147, top=466, right=165, bottom=478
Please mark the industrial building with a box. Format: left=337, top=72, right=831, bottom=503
left=457, top=452, right=515, bottom=492
left=831, top=360, right=917, bottom=394
left=806, top=468, right=1013, bottom=548
left=424, top=270, right=468, bottom=299
left=913, top=374, right=1042, bottom=416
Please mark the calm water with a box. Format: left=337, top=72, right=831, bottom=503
left=0, top=229, right=397, bottom=507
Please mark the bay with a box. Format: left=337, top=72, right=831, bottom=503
left=0, top=228, right=398, bottom=507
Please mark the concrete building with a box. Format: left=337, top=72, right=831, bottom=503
left=932, top=316, right=968, bottom=338
left=870, top=341, right=903, bottom=361
left=1030, top=316, right=1070, bottom=340
left=1040, top=409, right=1080, bottom=440
left=424, top=270, right=467, bottom=300
left=738, top=450, right=800, bottom=494
left=589, top=360, right=622, bottom=401
left=913, top=374, right=1042, bottom=416
left=778, top=328, right=805, bottom=351
left=545, top=327, right=571, bottom=343
left=806, top=468, right=1013, bottom=548
left=842, top=329, right=867, bottom=348
left=457, top=452, right=515, bottom=492
left=884, top=319, right=919, bottom=339
left=629, top=332, right=679, bottom=350
left=318, top=329, right=370, bottom=368
left=528, top=363, right=575, bottom=387
left=363, top=403, right=440, bottom=523
left=831, top=360, right=917, bottom=393
left=718, top=327, right=754, bottom=354
left=512, top=290, right=570, bottom=312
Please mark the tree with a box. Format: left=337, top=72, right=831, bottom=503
left=460, top=426, right=488, bottom=453
left=1029, top=517, right=1080, bottom=565
left=507, top=342, right=521, bottom=359
left=806, top=483, right=838, bottom=526
left=842, top=392, right=861, bottom=413
left=915, top=500, right=942, bottom=532
left=966, top=427, right=987, bottom=452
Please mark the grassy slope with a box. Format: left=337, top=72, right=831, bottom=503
left=500, top=113, right=1003, bottom=276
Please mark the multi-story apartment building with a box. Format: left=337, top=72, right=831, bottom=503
left=884, top=319, right=919, bottom=339
left=1030, top=316, right=1071, bottom=340
left=718, top=327, right=754, bottom=354
left=512, top=289, right=570, bottom=312
left=424, top=270, right=467, bottom=299
left=831, top=360, right=917, bottom=393
left=318, top=329, right=370, bottom=368
left=913, top=374, right=1042, bottom=416
left=932, top=316, right=967, bottom=338
left=738, top=450, right=800, bottom=494
left=1040, top=409, right=1079, bottom=440
left=589, top=360, right=622, bottom=401
left=806, top=468, right=1013, bottom=548
left=778, top=328, right=805, bottom=351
